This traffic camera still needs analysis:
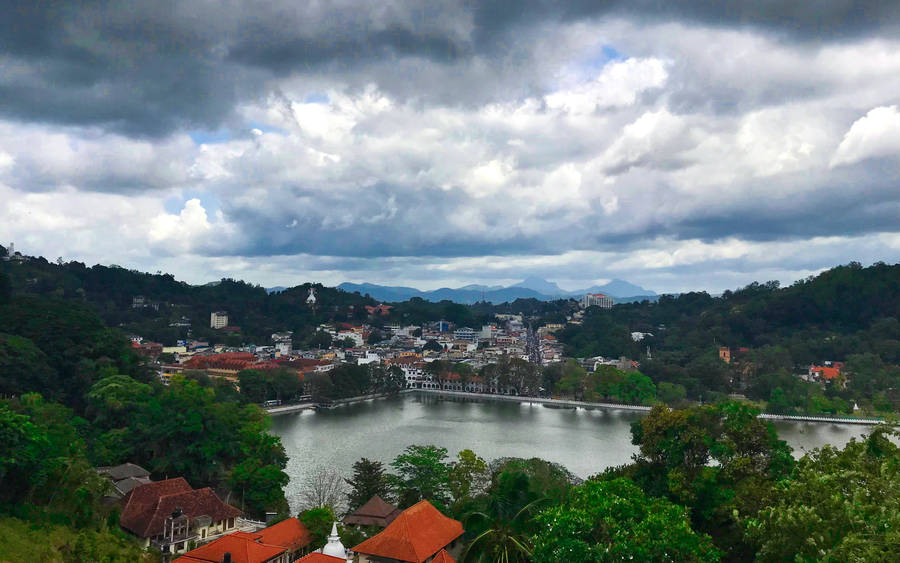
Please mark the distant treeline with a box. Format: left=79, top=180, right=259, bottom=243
left=557, top=262, right=900, bottom=414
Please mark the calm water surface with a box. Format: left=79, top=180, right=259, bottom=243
left=270, top=395, right=872, bottom=512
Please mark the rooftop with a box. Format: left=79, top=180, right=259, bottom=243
left=351, top=500, right=463, bottom=563
left=119, top=478, right=241, bottom=538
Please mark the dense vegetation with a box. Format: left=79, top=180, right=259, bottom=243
left=0, top=266, right=292, bottom=561
left=8, top=249, right=900, bottom=415
left=3, top=251, right=376, bottom=346
left=5, top=253, right=900, bottom=560
left=557, top=262, right=900, bottom=415
left=333, top=406, right=898, bottom=563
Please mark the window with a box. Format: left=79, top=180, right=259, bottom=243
left=201, top=529, right=206, bottom=539
left=227, top=517, right=235, bottom=529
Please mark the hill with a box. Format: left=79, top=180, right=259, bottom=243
left=556, top=261, right=900, bottom=413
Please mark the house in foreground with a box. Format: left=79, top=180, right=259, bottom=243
left=351, top=500, right=463, bottom=563
left=174, top=517, right=312, bottom=563
left=118, top=477, right=242, bottom=555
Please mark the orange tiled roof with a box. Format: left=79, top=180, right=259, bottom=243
left=257, top=517, right=312, bottom=552
left=811, top=365, right=841, bottom=380
left=175, top=518, right=310, bottom=563
left=172, top=533, right=284, bottom=563
left=432, top=549, right=456, bottom=563
left=351, top=500, right=463, bottom=563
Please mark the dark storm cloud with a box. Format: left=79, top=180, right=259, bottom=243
left=0, top=0, right=247, bottom=136
left=472, top=0, right=900, bottom=44
left=207, top=182, right=556, bottom=258
left=672, top=160, right=900, bottom=244
left=3, top=0, right=900, bottom=136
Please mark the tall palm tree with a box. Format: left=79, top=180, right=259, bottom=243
left=460, top=472, right=547, bottom=563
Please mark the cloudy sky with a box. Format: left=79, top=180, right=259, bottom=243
left=3, top=1, right=900, bottom=293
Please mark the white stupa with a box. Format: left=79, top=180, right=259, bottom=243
left=321, top=521, right=347, bottom=559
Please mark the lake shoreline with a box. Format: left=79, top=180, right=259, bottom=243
left=268, top=388, right=888, bottom=426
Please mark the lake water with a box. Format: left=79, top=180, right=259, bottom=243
left=270, top=394, right=873, bottom=512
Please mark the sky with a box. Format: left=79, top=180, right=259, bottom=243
left=3, top=1, right=900, bottom=294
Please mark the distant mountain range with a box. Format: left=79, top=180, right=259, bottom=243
left=330, top=277, right=657, bottom=305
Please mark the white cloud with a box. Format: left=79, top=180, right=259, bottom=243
left=545, top=57, right=668, bottom=114
left=831, top=105, right=900, bottom=167
left=149, top=199, right=213, bottom=253
left=598, top=109, right=688, bottom=173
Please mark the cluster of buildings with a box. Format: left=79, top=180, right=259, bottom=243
left=97, top=463, right=463, bottom=563
left=144, top=308, right=579, bottom=397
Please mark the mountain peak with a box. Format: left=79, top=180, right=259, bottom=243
left=511, top=276, right=564, bottom=295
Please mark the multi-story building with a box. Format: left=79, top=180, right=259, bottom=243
left=454, top=327, right=477, bottom=342
left=580, top=293, right=614, bottom=309
left=210, top=311, right=228, bottom=329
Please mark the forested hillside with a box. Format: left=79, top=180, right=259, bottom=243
left=558, top=262, right=900, bottom=413
left=3, top=251, right=376, bottom=345
left=0, top=265, right=292, bottom=560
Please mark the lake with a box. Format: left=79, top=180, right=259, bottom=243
left=269, top=394, right=873, bottom=512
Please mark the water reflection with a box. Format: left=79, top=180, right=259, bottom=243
left=270, top=395, right=873, bottom=513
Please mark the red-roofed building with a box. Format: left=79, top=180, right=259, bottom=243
left=365, top=304, right=393, bottom=316
left=174, top=518, right=314, bottom=563
left=352, top=500, right=463, bottom=563
left=174, top=534, right=284, bottom=563
left=174, top=518, right=312, bottom=563
left=343, top=495, right=401, bottom=528
left=182, top=353, right=293, bottom=381
left=810, top=364, right=843, bottom=382
left=119, top=478, right=242, bottom=555
left=257, top=517, right=312, bottom=555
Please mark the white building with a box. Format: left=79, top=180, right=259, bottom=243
left=454, top=327, right=477, bottom=342
left=337, top=330, right=364, bottom=347
left=272, top=332, right=293, bottom=355
left=480, top=324, right=499, bottom=340
left=210, top=311, right=228, bottom=329
left=357, top=352, right=381, bottom=365
left=581, top=293, right=614, bottom=309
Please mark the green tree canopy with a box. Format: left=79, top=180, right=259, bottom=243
left=389, top=445, right=451, bottom=508
left=448, top=449, right=491, bottom=505
left=0, top=333, right=59, bottom=399
left=532, top=478, right=721, bottom=563
left=746, top=428, right=900, bottom=563
left=627, top=402, right=793, bottom=558
left=345, top=458, right=391, bottom=511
